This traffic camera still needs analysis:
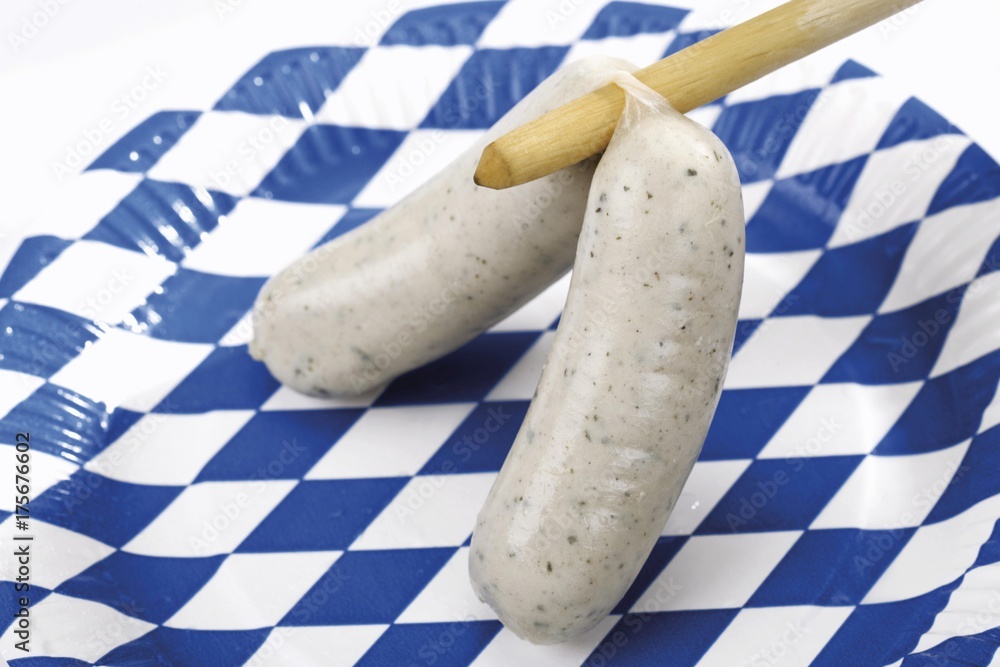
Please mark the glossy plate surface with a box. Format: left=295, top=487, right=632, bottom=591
left=2, top=2, right=1000, bottom=665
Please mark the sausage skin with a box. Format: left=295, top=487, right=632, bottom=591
left=249, top=56, right=636, bottom=396
left=469, top=83, right=745, bottom=644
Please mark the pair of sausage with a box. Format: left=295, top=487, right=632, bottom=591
left=250, top=59, right=744, bottom=644
left=249, top=56, right=637, bottom=396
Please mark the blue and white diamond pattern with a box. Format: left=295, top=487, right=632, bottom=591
left=2, top=1, right=1000, bottom=665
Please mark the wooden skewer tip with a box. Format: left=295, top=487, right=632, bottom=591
left=474, top=142, right=509, bottom=189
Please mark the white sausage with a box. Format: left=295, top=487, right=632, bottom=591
left=249, top=56, right=636, bottom=397
left=469, top=78, right=745, bottom=644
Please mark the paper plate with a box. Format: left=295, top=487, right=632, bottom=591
left=2, top=2, right=1000, bottom=666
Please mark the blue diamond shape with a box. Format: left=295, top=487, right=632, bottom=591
left=611, top=535, right=687, bottom=614
left=421, top=47, right=568, bottom=130
left=128, top=269, right=265, bottom=344
left=215, top=47, right=365, bottom=118
left=822, top=289, right=962, bottom=385
left=312, top=207, right=382, bottom=247
left=87, top=111, right=200, bottom=173
left=877, top=96, right=962, bottom=150
left=237, top=478, right=407, bottom=552
left=156, top=346, right=279, bottom=413
left=926, top=425, right=1000, bottom=524
left=253, top=125, right=407, bottom=204
left=380, top=1, right=506, bottom=46
left=712, top=89, right=822, bottom=184
left=812, top=592, right=951, bottom=667
left=697, top=456, right=862, bottom=533
left=0, top=582, right=51, bottom=636
left=0, top=383, right=111, bottom=464
left=0, top=236, right=72, bottom=299
left=357, top=621, right=501, bottom=666
left=588, top=610, right=739, bottom=667
left=702, top=387, right=810, bottom=460
left=874, top=349, right=1000, bottom=455
left=419, top=401, right=528, bottom=475
left=782, top=223, right=918, bottom=316
left=583, top=2, right=688, bottom=39
left=748, top=528, right=915, bottom=606
left=97, top=627, right=270, bottom=667
left=375, top=331, right=541, bottom=406
left=57, top=552, right=225, bottom=624
left=0, top=302, right=101, bottom=378
left=84, top=179, right=238, bottom=262
left=197, top=408, right=364, bottom=482
left=928, top=144, right=1000, bottom=216
left=830, top=59, right=877, bottom=85
left=747, top=155, right=868, bottom=252
left=33, top=470, right=184, bottom=547
left=281, top=548, right=454, bottom=625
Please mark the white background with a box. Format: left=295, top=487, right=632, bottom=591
left=2, top=0, right=997, bottom=243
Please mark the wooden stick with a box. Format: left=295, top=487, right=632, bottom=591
left=474, top=0, right=923, bottom=190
